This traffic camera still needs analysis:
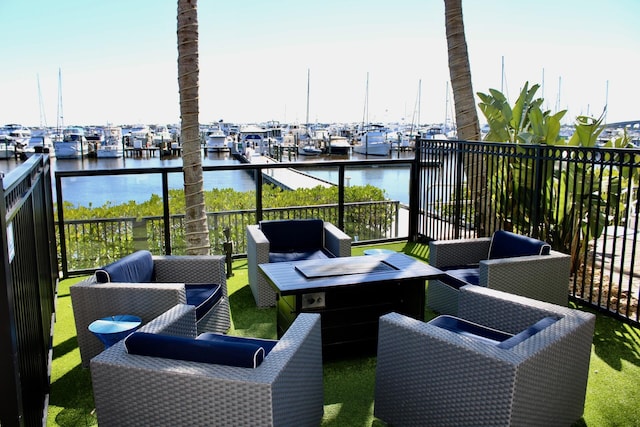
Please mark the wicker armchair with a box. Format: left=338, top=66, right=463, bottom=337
left=247, top=219, right=351, bottom=307
left=91, top=304, right=323, bottom=427
left=71, top=253, right=231, bottom=367
left=374, top=285, right=595, bottom=427
left=427, top=231, right=570, bottom=315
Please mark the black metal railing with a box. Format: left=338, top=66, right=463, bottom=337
left=53, top=139, right=640, bottom=326
left=0, top=155, right=58, bottom=427
left=416, top=138, right=640, bottom=324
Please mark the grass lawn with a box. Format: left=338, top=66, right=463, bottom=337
left=47, top=242, right=640, bottom=426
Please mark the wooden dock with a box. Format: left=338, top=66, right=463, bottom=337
left=235, top=151, right=333, bottom=190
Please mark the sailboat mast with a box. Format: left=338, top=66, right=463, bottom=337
left=305, top=68, right=310, bottom=127
left=56, top=68, right=64, bottom=137
left=37, top=73, right=47, bottom=128
left=362, top=72, right=369, bottom=129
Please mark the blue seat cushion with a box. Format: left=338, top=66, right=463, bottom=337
left=95, top=250, right=154, bottom=283
left=429, top=315, right=513, bottom=345
left=260, top=219, right=324, bottom=252
left=185, top=284, right=223, bottom=320
left=488, top=230, right=551, bottom=260
left=439, top=267, right=480, bottom=289
left=197, top=332, right=278, bottom=355
left=125, top=332, right=267, bottom=368
left=268, top=248, right=333, bottom=263
left=496, top=316, right=559, bottom=349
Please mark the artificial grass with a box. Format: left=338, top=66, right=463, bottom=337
left=47, top=242, right=640, bottom=426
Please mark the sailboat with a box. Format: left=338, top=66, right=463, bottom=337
left=54, top=69, right=90, bottom=159
left=352, top=73, right=390, bottom=156
left=297, top=68, right=322, bottom=156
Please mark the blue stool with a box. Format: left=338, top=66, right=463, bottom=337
left=89, top=314, right=142, bottom=349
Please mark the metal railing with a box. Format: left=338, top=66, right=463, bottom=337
left=1, top=155, right=58, bottom=427
left=416, top=138, right=640, bottom=324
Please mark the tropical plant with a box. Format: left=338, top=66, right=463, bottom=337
left=477, top=84, right=639, bottom=274
left=177, top=0, right=209, bottom=254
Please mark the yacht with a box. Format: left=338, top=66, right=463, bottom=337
left=352, top=126, right=391, bottom=156
left=205, top=127, right=229, bottom=152
left=55, top=126, right=89, bottom=159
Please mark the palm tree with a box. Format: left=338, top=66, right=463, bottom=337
left=177, top=0, right=210, bottom=254
left=443, top=0, right=489, bottom=235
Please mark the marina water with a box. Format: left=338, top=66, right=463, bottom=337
left=48, top=151, right=415, bottom=208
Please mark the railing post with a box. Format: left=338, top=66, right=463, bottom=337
left=408, top=136, right=421, bottom=241
left=338, top=165, right=345, bottom=230
left=162, top=172, right=171, bottom=255
left=255, top=166, right=263, bottom=222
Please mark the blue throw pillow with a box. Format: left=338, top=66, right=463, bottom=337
left=124, top=332, right=266, bottom=368
left=488, top=230, right=551, bottom=260
left=95, top=250, right=154, bottom=283
left=496, top=316, right=559, bottom=349
left=260, top=219, right=324, bottom=252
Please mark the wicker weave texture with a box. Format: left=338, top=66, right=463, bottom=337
left=91, top=305, right=324, bottom=427
left=246, top=221, right=351, bottom=307
left=374, top=286, right=595, bottom=427
left=426, top=237, right=570, bottom=315
left=71, top=255, right=230, bottom=367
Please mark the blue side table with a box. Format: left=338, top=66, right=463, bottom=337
left=88, top=315, right=142, bottom=349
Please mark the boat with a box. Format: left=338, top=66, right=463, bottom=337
left=55, top=126, right=89, bottom=159
left=326, top=135, right=351, bottom=155
left=0, top=134, right=16, bottom=159
left=205, top=127, right=229, bottom=152
left=21, top=134, right=55, bottom=158
left=127, top=124, right=151, bottom=149
left=239, top=125, right=269, bottom=155
left=297, top=144, right=322, bottom=156
left=352, top=125, right=391, bottom=156
left=152, top=125, right=173, bottom=148
left=421, top=126, right=449, bottom=140
left=96, top=126, right=124, bottom=158
left=4, top=124, right=31, bottom=147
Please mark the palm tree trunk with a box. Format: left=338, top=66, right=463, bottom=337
left=177, top=0, right=210, bottom=254
left=444, top=0, right=490, bottom=236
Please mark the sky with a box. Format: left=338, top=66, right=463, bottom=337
left=0, top=0, right=638, bottom=128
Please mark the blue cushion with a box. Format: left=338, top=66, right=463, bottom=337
left=260, top=219, right=324, bottom=252
left=429, top=315, right=513, bottom=345
left=488, top=230, right=551, bottom=260
left=185, top=284, right=222, bottom=320
left=197, top=332, right=278, bottom=354
left=124, top=332, right=266, bottom=368
left=268, top=249, right=332, bottom=263
left=496, top=316, right=559, bottom=349
left=440, top=267, right=480, bottom=289
left=95, top=250, right=154, bottom=283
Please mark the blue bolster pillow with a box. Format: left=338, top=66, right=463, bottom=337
left=95, top=250, right=154, bottom=283
left=124, top=332, right=266, bottom=368
left=496, top=316, right=559, bottom=349
left=488, top=230, right=551, bottom=260
left=429, top=315, right=513, bottom=345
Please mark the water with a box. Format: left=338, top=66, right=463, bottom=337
left=44, top=150, right=415, bottom=207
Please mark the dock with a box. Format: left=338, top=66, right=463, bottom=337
left=234, top=150, right=333, bottom=190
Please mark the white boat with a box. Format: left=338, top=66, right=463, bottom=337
left=298, top=144, right=322, bottom=156
left=205, top=128, right=229, bottom=152
left=0, top=134, right=16, bottom=159
left=327, top=135, right=351, bottom=155
left=21, top=134, right=55, bottom=158
left=96, top=126, right=123, bottom=158
left=352, top=128, right=391, bottom=156
left=5, top=124, right=31, bottom=146
left=421, top=126, right=449, bottom=140
left=239, top=125, right=269, bottom=155
left=55, top=126, right=89, bottom=159
left=127, top=124, right=151, bottom=149
left=152, top=125, right=173, bottom=148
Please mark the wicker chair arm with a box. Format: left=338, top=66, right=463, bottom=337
left=153, top=255, right=227, bottom=293
left=428, top=237, right=492, bottom=268
left=323, top=222, right=352, bottom=257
